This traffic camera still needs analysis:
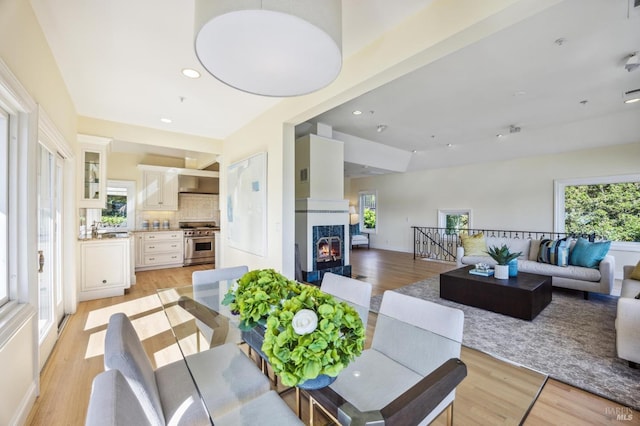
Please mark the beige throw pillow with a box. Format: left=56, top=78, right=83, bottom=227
left=529, top=239, right=542, bottom=261
left=630, top=260, right=640, bottom=280
left=461, top=233, right=486, bottom=256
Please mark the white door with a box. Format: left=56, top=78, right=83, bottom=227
left=37, top=142, right=65, bottom=369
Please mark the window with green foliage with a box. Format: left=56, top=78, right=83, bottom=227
left=99, top=180, right=135, bottom=230
left=359, top=191, right=377, bottom=233
left=101, top=191, right=127, bottom=227
left=438, top=209, right=471, bottom=235
left=555, top=175, right=640, bottom=244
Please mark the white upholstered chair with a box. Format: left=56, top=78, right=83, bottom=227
left=101, top=312, right=301, bottom=425
left=86, top=369, right=153, bottom=426
left=191, top=265, right=249, bottom=348
left=192, top=265, right=249, bottom=287
left=329, top=291, right=465, bottom=426
left=349, top=224, right=369, bottom=249
left=616, top=265, right=640, bottom=368
left=320, top=272, right=372, bottom=326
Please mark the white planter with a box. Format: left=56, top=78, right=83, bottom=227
left=494, top=264, right=509, bottom=279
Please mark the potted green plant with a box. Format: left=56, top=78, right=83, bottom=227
left=486, top=244, right=522, bottom=279
left=261, top=285, right=365, bottom=388
left=222, top=269, right=300, bottom=330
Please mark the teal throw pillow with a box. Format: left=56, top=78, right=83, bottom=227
left=568, top=237, right=611, bottom=269
left=537, top=239, right=569, bottom=267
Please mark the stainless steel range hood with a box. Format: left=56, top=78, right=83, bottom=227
left=178, top=174, right=218, bottom=194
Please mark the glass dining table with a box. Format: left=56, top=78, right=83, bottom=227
left=157, top=281, right=467, bottom=425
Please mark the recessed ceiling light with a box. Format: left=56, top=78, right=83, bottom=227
left=160, top=117, right=172, bottom=123
left=352, top=110, right=362, bottom=115
left=447, top=143, right=453, bottom=148
left=496, top=134, right=504, bottom=138
left=376, top=124, right=387, bottom=133
left=412, top=150, right=417, bottom=153
left=181, top=68, right=201, bottom=79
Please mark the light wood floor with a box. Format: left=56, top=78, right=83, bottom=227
left=26, top=249, right=639, bottom=425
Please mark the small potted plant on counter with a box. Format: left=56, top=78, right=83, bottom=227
left=486, top=244, right=522, bottom=279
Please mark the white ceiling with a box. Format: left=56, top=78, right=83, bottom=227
left=29, top=0, right=433, bottom=140
left=310, top=0, right=640, bottom=176
left=30, top=0, right=640, bottom=174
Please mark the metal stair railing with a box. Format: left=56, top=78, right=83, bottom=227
left=412, top=227, right=596, bottom=262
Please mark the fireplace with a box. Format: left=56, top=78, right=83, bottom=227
left=316, top=236, right=342, bottom=269
left=295, top=198, right=351, bottom=284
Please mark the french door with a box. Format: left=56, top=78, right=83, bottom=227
left=37, top=141, right=65, bottom=369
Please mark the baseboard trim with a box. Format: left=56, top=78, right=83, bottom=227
left=10, top=381, right=37, bottom=426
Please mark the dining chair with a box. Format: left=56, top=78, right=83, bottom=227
left=192, top=265, right=248, bottom=348
left=192, top=265, right=249, bottom=286
left=87, top=364, right=303, bottom=426
left=86, top=369, right=153, bottom=426
left=320, top=272, right=372, bottom=326
left=328, top=291, right=465, bottom=426
left=102, top=312, right=277, bottom=424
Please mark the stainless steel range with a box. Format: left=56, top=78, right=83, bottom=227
left=181, top=223, right=217, bottom=266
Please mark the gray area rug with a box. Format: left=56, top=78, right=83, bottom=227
left=370, top=276, right=640, bottom=410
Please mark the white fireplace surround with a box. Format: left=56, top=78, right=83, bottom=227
left=295, top=198, right=350, bottom=274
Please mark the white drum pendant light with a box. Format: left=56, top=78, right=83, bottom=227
left=194, top=0, right=342, bottom=97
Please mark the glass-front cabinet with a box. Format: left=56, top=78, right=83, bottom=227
left=78, top=135, right=110, bottom=209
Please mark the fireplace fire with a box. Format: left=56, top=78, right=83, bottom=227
left=316, top=236, right=342, bottom=270
left=317, top=236, right=342, bottom=262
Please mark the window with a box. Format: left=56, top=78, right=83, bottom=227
left=102, top=184, right=129, bottom=229
left=0, top=107, right=8, bottom=305
left=359, top=191, right=377, bottom=233
left=555, top=175, right=640, bottom=248
left=85, top=180, right=136, bottom=231
left=438, top=209, right=472, bottom=235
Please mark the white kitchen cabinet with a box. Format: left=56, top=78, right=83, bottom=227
left=134, top=233, right=145, bottom=269
left=78, top=135, right=110, bottom=209
left=135, top=231, right=184, bottom=271
left=141, top=169, right=178, bottom=210
left=79, top=238, right=130, bottom=301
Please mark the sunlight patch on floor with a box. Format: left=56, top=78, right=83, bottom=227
left=131, top=310, right=173, bottom=341
left=85, top=328, right=107, bottom=359
left=84, top=294, right=162, bottom=330
left=153, top=342, right=184, bottom=368
left=163, top=303, right=196, bottom=330
left=84, top=298, right=176, bottom=359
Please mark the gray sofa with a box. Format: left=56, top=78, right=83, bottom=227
left=456, top=236, right=614, bottom=298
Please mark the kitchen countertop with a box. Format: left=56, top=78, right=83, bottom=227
left=133, top=228, right=183, bottom=232
left=78, top=232, right=132, bottom=241
left=132, top=227, right=221, bottom=233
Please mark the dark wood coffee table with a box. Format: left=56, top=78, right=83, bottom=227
left=440, top=266, right=552, bottom=320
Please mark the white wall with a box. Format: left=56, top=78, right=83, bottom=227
left=0, top=0, right=77, bottom=423
left=0, top=317, right=36, bottom=425
left=347, top=142, right=640, bottom=277
left=295, top=134, right=344, bottom=200
left=220, top=0, right=560, bottom=277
